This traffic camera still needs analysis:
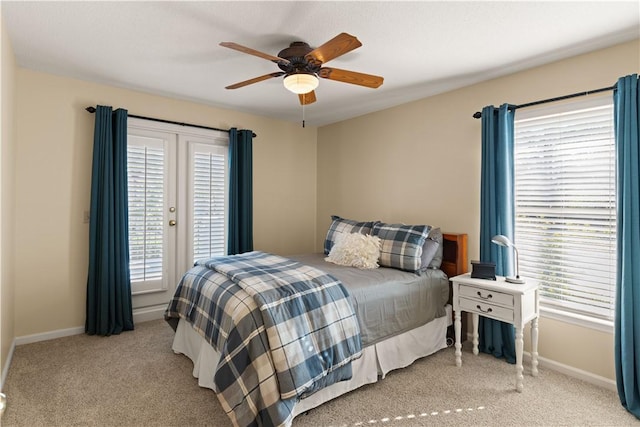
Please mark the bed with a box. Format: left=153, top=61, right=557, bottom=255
left=165, top=219, right=468, bottom=427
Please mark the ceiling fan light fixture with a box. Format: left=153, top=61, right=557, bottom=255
left=283, top=73, right=319, bottom=94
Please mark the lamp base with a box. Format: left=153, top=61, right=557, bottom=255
left=506, top=276, right=526, bottom=284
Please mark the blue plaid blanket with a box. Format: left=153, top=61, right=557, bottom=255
left=165, top=251, right=362, bottom=427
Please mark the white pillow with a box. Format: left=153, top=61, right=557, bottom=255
left=325, top=232, right=381, bottom=269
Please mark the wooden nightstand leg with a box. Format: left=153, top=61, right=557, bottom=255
left=531, top=317, right=539, bottom=377
left=472, top=313, right=479, bottom=355
left=515, top=326, right=524, bottom=392
left=454, top=310, right=462, bottom=367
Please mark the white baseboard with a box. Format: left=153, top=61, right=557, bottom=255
left=523, top=351, right=617, bottom=392
left=463, top=331, right=617, bottom=392
left=132, top=305, right=166, bottom=323
left=13, top=305, right=166, bottom=347
left=1, top=339, right=15, bottom=391
left=15, top=326, right=85, bottom=346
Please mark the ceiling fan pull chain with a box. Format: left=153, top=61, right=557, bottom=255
left=302, top=103, right=306, bottom=128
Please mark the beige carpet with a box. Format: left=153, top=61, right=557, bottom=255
left=2, top=319, right=637, bottom=426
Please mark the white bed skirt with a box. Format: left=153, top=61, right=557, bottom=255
left=172, top=305, right=451, bottom=418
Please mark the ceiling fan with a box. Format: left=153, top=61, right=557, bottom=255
left=219, top=33, right=384, bottom=105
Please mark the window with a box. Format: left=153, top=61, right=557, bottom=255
left=514, top=96, right=616, bottom=327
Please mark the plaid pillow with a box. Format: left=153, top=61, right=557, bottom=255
left=372, top=223, right=432, bottom=273
left=324, top=215, right=376, bottom=255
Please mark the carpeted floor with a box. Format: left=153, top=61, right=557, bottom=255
left=2, top=319, right=637, bottom=426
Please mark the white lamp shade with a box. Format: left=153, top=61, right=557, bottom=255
left=491, top=234, right=513, bottom=248
left=283, top=74, right=319, bottom=94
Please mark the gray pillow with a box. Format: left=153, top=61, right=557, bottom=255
left=421, top=227, right=443, bottom=269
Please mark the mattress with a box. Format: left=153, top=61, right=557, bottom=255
left=290, top=253, right=450, bottom=345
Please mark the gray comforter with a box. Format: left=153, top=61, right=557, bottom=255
left=290, top=253, right=450, bottom=345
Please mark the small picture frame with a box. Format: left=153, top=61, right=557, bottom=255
left=471, top=261, right=496, bottom=280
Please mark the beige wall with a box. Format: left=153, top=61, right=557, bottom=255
left=13, top=70, right=317, bottom=337
left=5, top=23, right=638, bottom=385
left=1, top=9, right=17, bottom=386
left=317, top=39, right=639, bottom=382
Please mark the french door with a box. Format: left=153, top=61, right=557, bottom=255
left=127, top=118, right=228, bottom=309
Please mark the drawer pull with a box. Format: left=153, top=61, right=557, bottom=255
left=476, top=305, right=493, bottom=314
left=477, top=291, right=493, bottom=300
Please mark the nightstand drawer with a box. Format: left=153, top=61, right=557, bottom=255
left=459, top=284, right=514, bottom=307
left=459, top=297, right=515, bottom=322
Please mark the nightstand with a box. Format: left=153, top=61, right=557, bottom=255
left=451, top=273, right=539, bottom=392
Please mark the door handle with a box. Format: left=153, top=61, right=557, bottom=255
left=169, top=220, right=176, bottom=227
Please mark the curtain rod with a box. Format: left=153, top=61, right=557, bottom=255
left=472, top=84, right=616, bottom=119
left=85, top=106, right=257, bottom=138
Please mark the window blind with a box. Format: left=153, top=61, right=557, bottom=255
left=514, top=97, right=616, bottom=320
left=127, top=144, right=165, bottom=282
left=192, top=151, right=226, bottom=261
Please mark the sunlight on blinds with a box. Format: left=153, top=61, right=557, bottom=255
left=514, top=97, right=616, bottom=320
left=193, top=151, right=226, bottom=261
left=127, top=144, right=164, bottom=282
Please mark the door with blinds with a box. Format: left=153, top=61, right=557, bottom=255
left=127, top=119, right=228, bottom=309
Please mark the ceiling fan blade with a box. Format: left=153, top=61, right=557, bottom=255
left=305, top=33, right=362, bottom=66
left=225, top=72, right=285, bottom=89
left=220, top=42, right=290, bottom=65
left=298, top=91, right=317, bottom=105
left=318, top=67, right=383, bottom=89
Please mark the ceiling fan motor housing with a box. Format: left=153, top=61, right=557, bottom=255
left=277, top=42, right=321, bottom=76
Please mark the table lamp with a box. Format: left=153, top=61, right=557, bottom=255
left=491, top=234, right=526, bottom=284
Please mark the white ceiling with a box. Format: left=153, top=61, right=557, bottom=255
left=3, top=1, right=639, bottom=127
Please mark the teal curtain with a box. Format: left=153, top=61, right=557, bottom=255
left=228, top=128, right=254, bottom=255
left=614, top=74, right=640, bottom=419
left=86, top=106, right=134, bottom=336
left=478, top=103, right=516, bottom=364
